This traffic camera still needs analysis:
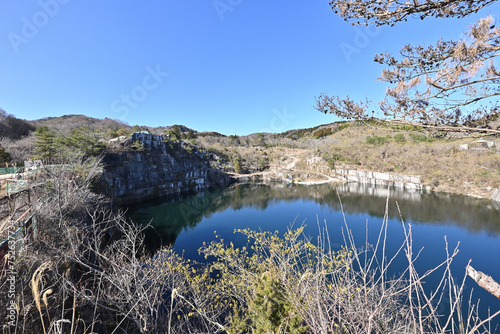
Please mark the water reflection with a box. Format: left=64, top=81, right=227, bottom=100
left=126, top=182, right=500, bottom=331
left=128, top=182, right=500, bottom=250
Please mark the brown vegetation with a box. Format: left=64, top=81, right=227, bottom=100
left=193, top=121, right=499, bottom=198
left=1, top=159, right=499, bottom=332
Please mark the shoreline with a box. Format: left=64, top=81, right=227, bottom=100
left=229, top=170, right=500, bottom=203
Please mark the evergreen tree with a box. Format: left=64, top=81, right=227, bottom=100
left=0, top=144, right=11, bottom=165
left=61, top=126, right=106, bottom=157
left=233, top=156, right=243, bottom=174
left=33, top=126, right=57, bottom=162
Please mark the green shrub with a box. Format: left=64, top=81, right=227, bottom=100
left=327, top=158, right=336, bottom=169
left=336, top=122, right=351, bottom=132
left=410, top=133, right=435, bottom=143
left=394, top=133, right=406, bottom=143
left=258, top=158, right=268, bottom=171
left=366, top=135, right=390, bottom=146
left=200, top=227, right=344, bottom=333
left=312, top=128, right=333, bottom=139
left=233, top=156, right=242, bottom=174
left=131, top=140, right=145, bottom=151
left=390, top=123, right=418, bottom=131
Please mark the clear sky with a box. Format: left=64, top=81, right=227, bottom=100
left=1, top=1, right=499, bottom=135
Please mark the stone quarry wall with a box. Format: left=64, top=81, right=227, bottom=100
left=99, top=148, right=232, bottom=205
left=491, top=189, right=500, bottom=202
left=335, top=168, right=425, bottom=191
left=336, top=182, right=425, bottom=201
left=334, top=169, right=500, bottom=202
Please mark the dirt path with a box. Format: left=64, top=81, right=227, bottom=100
left=291, top=170, right=341, bottom=184
left=229, top=166, right=343, bottom=184
left=282, top=153, right=299, bottom=170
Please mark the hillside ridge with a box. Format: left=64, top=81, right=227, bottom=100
left=1, top=112, right=498, bottom=200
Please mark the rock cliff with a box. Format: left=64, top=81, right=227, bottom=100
left=99, top=135, right=233, bottom=205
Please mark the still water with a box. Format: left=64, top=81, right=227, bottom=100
left=129, top=182, right=500, bottom=328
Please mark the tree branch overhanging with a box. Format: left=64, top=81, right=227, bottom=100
left=330, top=0, right=497, bottom=27
left=317, top=15, right=500, bottom=131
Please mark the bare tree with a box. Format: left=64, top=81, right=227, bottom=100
left=318, top=1, right=500, bottom=133
left=0, top=135, right=35, bottom=164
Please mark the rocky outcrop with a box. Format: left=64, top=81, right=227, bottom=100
left=207, top=168, right=233, bottom=188
left=335, top=169, right=426, bottom=191
left=99, top=149, right=233, bottom=205
left=491, top=189, right=500, bottom=202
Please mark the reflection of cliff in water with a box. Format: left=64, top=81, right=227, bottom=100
left=128, top=182, right=500, bottom=250
left=334, top=183, right=500, bottom=235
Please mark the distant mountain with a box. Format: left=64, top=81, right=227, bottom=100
left=0, top=111, right=370, bottom=143
left=32, top=114, right=130, bottom=134
left=0, top=109, right=35, bottom=139
left=2, top=109, right=499, bottom=143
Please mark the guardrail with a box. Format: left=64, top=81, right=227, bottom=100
left=0, top=167, right=23, bottom=175
left=0, top=207, right=37, bottom=267
left=6, top=179, right=29, bottom=195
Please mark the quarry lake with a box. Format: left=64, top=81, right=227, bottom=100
left=128, top=182, right=500, bottom=326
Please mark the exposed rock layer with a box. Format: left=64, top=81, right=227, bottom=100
left=99, top=151, right=233, bottom=205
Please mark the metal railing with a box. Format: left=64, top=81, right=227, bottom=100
left=0, top=167, right=23, bottom=175
left=6, top=179, right=28, bottom=195
left=0, top=207, right=37, bottom=264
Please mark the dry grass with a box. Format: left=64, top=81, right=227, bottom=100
left=196, top=121, right=499, bottom=197
left=319, top=124, right=499, bottom=196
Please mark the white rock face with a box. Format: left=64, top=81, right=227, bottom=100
left=491, top=189, right=500, bottom=202
left=334, top=169, right=423, bottom=191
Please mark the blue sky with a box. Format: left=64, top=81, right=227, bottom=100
left=1, top=1, right=499, bottom=135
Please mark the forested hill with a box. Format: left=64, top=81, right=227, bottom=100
left=2, top=111, right=499, bottom=141
left=0, top=109, right=35, bottom=139
left=32, top=114, right=131, bottom=134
